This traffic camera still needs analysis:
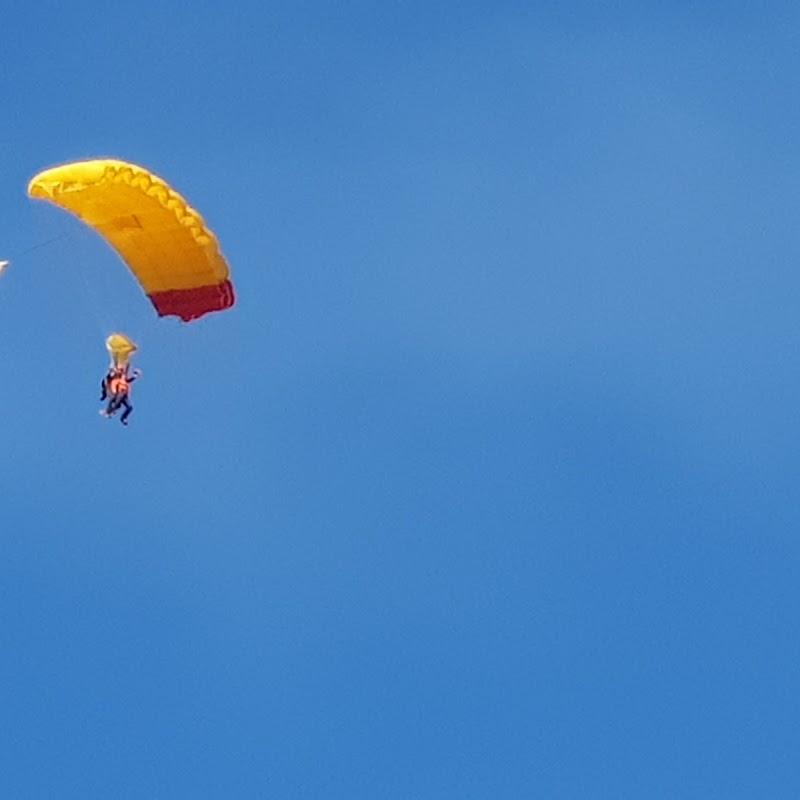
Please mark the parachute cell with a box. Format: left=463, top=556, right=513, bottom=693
left=27, top=159, right=234, bottom=322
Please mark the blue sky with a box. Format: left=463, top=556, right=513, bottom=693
left=2, top=1, right=800, bottom=796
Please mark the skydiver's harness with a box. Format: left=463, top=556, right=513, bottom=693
left=108, top=374, right=129, bottom=395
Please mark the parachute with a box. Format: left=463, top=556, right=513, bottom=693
left=106, top=333, right=137, bottom=366
left=27, top=159, right=234, bottom=322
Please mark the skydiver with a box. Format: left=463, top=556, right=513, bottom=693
left=100, top=364, right=141, bottom=426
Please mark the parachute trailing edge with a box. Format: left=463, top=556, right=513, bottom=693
left=27, top=159, right=235, bottom=322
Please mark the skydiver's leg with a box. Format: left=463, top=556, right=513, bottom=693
left=119, top=397, right=133, bottom=425
left=106, top=394, right=123, bottom=417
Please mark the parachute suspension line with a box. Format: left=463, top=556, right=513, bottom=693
left=66, top=227, right=117, bottom=339
left=76, top=258, right=113, bottom=338
left=6, top=231, right=73, bottom=263
left=31, top=224, right=113, bottom=340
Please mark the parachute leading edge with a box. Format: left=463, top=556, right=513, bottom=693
left=27, top=159, right=235, bottom=322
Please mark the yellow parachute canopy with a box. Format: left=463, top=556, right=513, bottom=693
left=106, top=333, right=138, bottom=366
left=27, top=159, right=234, bottom=322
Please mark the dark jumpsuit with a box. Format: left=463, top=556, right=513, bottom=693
left=101, top=369, right=138, bottom=424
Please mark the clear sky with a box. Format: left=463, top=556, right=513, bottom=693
left=2, top=1, right=800, bottom=797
